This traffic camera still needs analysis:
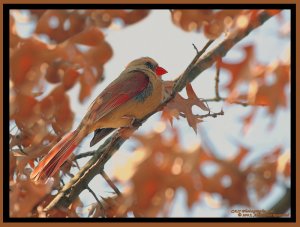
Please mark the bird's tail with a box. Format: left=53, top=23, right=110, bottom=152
left=30, top=130, right=82, bottom=182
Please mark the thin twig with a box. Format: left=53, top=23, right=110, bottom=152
left=215, top=65, right=221, bottom=99
left=192, top=43, right=199, bottom=54
left=179, top=109, right=224, bottom=119
left=87, top=186, right=105, bottom=217
left=196, top=110, right=224, bottom=119
left=87, top=186, right=103, bottom=207
left=100, top=170, right=121, bottom=196
left=204, top=62, right=249, bottom=106
left=203, top=97, right=253, bottom=107
left=75, top=151, right=96, bottom=160
left=178, top=40, right=214, bottom=82
left=270, top=187, right=291, bottom=214
left=10, top=124, right=17, bottom=133
left=203, top=97, right=225, bottom=102
left=231, top=100, right=251, bottom=107
left=196, top=40, right=214, bottom=61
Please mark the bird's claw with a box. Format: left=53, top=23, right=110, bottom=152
left=132, top=118, right=142, bottom=128
left=121, top=115, right=142, bottom=128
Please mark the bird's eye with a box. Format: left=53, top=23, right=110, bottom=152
left=145, top=61, right=155, bottom=70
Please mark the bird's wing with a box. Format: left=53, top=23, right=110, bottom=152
left=86, top=70, right=150, bottom=123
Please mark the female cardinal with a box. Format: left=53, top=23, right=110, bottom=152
left=30, top=57, right=168, bottom=182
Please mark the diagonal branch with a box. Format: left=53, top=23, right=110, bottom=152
left=44, top=10, right=279, bottom=212
left=172, top=11, right=276, bottom=93
left=75, top=150, right=96, bottom=160
left=86, top=186, right=106, bottom=217
left=100, top=170, right=122, bottom=196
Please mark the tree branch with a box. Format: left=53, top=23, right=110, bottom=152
left=100, top=170, right=122, bottom=196
left=195, top=109, right=224, bottom=119
left=44, top=10, right=279, bottom=211
left=45, top=130, right=128, bottom=211
left=204, top=97, right=251, bottom=107
left=173, top=11, right=276, bottom=93
left=86, top=186, right=105, bottom=217
left=270, top=187, right=291, bottom=214
left=215, top=64, right=221, bottom=99
left=75, top=150, right=96, bottom=160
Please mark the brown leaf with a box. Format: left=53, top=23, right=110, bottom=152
left=87, top=202, right=105, bottom=217
left=283, top=161, right=290, bottom=178
left=52, top=98, right=74, bottom=134
left=161, top=107, right=179, bottom=126
left=201, top=146, right=251, bottom=206
left=47, top=86, right=74, bottom=134
left=68, top=197, right=83, bottom=217
left=29, top=10, right=47, bottom=18
left=246, top=148, right=280, bottom=199
left=46, top=209, right=69, bottom=218
left=45, top=60, right=64, bottom=84
left=202, top=167, right=250, bottom=206
left=130, top=130, right=204, bottom=215
left=79, top=70, right=95, bottom=103
left=10, top=15, right=22, bottom=48
left=203, top=20, right=224, bottom=40
left=171, top=10, right=213, bottom=32
left=10, top=179, right=52, bottom=217
left=91, top=10, right=150, bottom=28
left=10, top=153, right=17, bottom=180
left=186, top=83, right=210, bottom=111
left=12, top=95, right=40, bottom=130
left=13, top=139, right=57, bottom=176
left=121, top=10, right=150, bottom=25
left=69, top=26, right=104, bottom=46
left=253, top=62, right=290, bottom=114
left=63, top=68, right=80, bottom=90
left=10, top=38, right=48, bottom=88
left=202, top=159, right=250, bottom=206
left=40, top=96, right=55, bottom=120
left=241, top=108, right=257, bottom=134
left=85, top=41, right=113, bottom=65
left=250, top=161, right=278, bottom=199
left=165, top=83, right=209, bottom=132
left=171, top=10, right=248, bottom=38
left=35, top=10, right=87, bottom=43
left=217, top=45, right=256, bottom=91
left=232, top=146, right=249, bottom=166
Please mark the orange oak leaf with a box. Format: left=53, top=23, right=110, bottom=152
left=171, top=10, right=257, bottom=39
left=217, top=45, right=257, bottom=92
left=10, top=179, right=52, bottom=217
left=163, top=83, right=209, bottom=132
left=253, top=62, right=290, bottom=114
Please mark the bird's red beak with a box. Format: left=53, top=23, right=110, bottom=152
left=155, top=66, right=168, bottom=76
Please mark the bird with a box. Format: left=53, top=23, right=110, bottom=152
left=30, top=57, right=168, bottom=182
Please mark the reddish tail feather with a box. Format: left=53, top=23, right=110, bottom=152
left=30, top=130, right=82, bottom=182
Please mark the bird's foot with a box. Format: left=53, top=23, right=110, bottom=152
left=121, top=115, right=142, bottom=128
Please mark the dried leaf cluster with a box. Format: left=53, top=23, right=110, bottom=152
left=216, top=45, right=290, bottom=132
left=9, top=9, right=149, bottom=217
left=87, top=129, right=290, bottom=217
left=171, top=10, right=281, bottom=39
